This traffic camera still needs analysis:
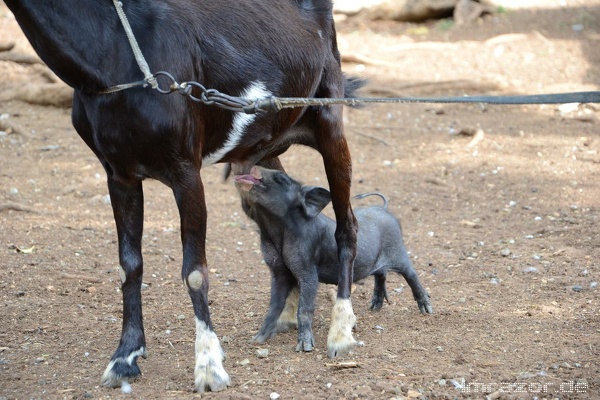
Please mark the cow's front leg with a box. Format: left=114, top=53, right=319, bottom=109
left=173, top=168, right=230, bottom=392
left=101, top=178, right=147, bottom=388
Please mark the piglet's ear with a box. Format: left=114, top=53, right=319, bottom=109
left=301, top=186, right=331, bottom=218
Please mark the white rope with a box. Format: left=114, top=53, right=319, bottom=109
left=112, top=0, right=157, bottom=88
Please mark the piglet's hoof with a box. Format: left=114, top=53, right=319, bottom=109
left=419, top=299, right=434, bottom=315
left=295, top=339, right=314, bottom=352
left=250, top=332, right=271, bottom=344
left=327, top=299, right=360, bottom=358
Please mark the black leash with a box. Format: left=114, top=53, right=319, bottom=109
left=247, top=91, right=600, bottom=114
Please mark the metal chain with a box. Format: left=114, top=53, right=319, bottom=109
left=151, top=71, right=255, bottom=112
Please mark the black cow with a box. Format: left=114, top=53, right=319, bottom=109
left=5, top=0, right=362, bottom=392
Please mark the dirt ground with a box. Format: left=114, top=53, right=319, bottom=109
left=1, top=1, right=599, bottom=399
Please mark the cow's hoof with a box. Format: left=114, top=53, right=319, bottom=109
left=327, top=299, right=360, bottom=358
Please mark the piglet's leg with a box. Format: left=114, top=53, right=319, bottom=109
left=296, top=270, right=319, bottom=352
left=173, top=168, right=230, bottom=392
left=101, top=178, right=147, bottom=388
left=395, top=252, right=433, bottom=315
left=253, top=264, right=297, bottom=343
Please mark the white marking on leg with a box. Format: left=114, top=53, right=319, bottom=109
left=121, top=381, right=132, bottom=393
left=126, top=347, right=146, bottom=365
left=100, top=346, right=146, bottom=388
left=118, top=266, right=126, bottom=284
left=277, top=287, right=299, bottom=331
left=187, top=270, right=204, bottom=291
left=101, top=359, right=120, bottom=388
left=194, top=318, right=231, bottom=392
left=202, top=81, right=271, bottom=166
left=327, top=299, right=358, bottom=358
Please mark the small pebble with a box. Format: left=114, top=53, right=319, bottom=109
left=438, top=379, right=447, bottom=386
left=572, top=285, right=583, bottom=292
left=572, top=23, right=584, bottom=32
left=522, top=267, right=538, bottom=273
left=239, top=358, right=250, bottom=366
left=490, top=278, right=499, bottom=285
left=517, top=371, right=536, bottom=380
left=500, top=249, right=511, bottom=257
left=39, top=145, right=60, bottom=151
left=256, top=349, right=269, bottom=358
left=590, top=281, right=598, bottom=289
left=270, top=392, right=280, bottom=400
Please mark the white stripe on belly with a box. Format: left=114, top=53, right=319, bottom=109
left=202, top=81, right=271, bottom=166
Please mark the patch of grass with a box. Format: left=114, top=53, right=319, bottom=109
left=437, top=18, right=455, bottom=31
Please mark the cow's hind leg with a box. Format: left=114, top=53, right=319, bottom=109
left=101, top=178, right=147, bottom=388
left=173, top=168, right=231, bottom=392
left=313, top=70, right=359, bottom=359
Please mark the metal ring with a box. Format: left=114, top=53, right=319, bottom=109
left=183, top=81, right=209, bottom=103
left=153, top=71, right=179, bottom=94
